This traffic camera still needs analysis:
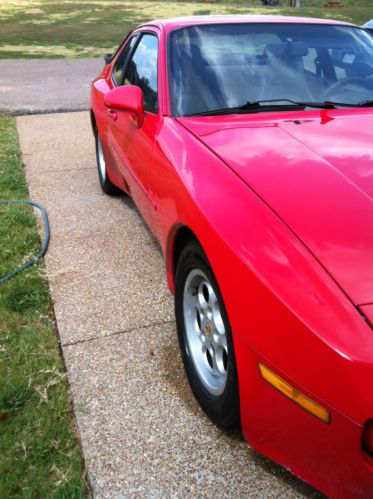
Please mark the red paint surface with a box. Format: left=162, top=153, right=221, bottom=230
left=91, top=16, right=373, bottom=497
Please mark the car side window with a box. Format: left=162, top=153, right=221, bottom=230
left=123, top=33, right=158, bottom=112
left=112, top=35, right=138, bottom=86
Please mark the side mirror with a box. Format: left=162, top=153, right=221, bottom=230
left=104, top=85, right=144, bottom=128
left=104, top=53, right=113, bottom=65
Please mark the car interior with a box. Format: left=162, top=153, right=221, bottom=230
left=170, top=26, right=373, bottom=115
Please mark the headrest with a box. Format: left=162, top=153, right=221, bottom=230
left=174, top=42, right=201, bottom=56
left=265, top=42, right=309, bottom=57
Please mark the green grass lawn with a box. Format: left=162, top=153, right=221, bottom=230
left=0, top=0, right=371, bottom=59
left=0, top=116, right=87, bottom=498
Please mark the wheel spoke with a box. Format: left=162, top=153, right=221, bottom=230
left=213, top=331, right=227, bottom=350
left=198, top=305, right=205, bottom=320
left=215, top=345, right=228, bottom=375
left=194, top=307, right=202, bottom=334
left=197, top=281, right=209, bottom=310
left=207, top=286, right=217, bottom=308
left=209, top=345, right=219, bottom=373
left=213, top=304, right=225, bottom=334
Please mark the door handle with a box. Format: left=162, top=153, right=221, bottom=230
left=108, top=109, right=117, bottom=121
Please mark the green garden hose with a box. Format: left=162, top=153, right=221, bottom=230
left=0, top=200, right=49, bottom=285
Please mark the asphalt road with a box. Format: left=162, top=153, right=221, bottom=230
left=16, top=111, right=321, bottom=498
left=0, top=58, right=103, bottom=115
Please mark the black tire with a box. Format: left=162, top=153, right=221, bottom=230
left=175, top=240, right=240, bottom=429
left=95, top=128, right=120, bottom=195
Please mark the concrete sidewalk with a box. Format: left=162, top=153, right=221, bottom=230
left=17, top=111, right=319, bottom=498
left=0, top=59, right=102, bottom=115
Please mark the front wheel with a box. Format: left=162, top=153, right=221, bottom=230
left=175, top=240, right=240, bottom=429
left=95, top=128, right=119, bottom=195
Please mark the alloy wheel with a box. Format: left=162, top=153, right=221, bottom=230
left=183, top=269, right=228, bottom=396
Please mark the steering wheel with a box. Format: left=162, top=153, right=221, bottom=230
left=322, top=77, right=371, bottom=100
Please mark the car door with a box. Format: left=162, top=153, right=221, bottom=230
left=100, top=33, right=138, bottom=183
left=106, top=30, right=160, bottom=230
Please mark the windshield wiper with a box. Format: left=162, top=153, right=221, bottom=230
left=239, top=99, right=366, bottom=110
left=247, top=99, right=373, bottom=109
left=189, top=101, right=306, bottom=116
left=355, top=100, right=373, bottom=107
left=188, top=98, right=372, bottom=117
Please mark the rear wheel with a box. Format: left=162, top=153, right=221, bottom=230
left=95, top=128, right=119, bottom=195
left=175, top=240, right=240, bottom=429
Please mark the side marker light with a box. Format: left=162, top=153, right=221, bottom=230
left=258, top=363, right=330, bottom=424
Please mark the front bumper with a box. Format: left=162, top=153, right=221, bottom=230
left=233, top=331, right=373, bottom=498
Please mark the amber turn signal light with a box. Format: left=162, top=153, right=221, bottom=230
left=258, top=363, right=330, bottom=424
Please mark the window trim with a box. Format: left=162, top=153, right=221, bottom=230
left=122, top=31, right=160, bottom=114
left=111, top=34, right=139, bottom=87
left=166, top=22, right=371, bottom=117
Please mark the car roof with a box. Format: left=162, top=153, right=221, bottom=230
left=139, top=14, right=355, bottom=33
left=363, top=19, right=373, bottom=27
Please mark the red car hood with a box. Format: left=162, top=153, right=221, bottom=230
left=178, top=109, right=373, bottom=306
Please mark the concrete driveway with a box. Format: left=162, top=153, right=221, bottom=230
left=16, top=110, right=321, bottom=498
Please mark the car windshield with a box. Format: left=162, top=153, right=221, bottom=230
left=169, top=23, right=373, bottom=116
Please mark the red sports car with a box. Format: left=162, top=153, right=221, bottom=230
left=90, top=15, right=373, bottom=497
